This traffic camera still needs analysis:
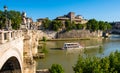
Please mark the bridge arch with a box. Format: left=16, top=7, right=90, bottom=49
left=0, top=47, right=23, bottom=73
left=0, top=56, right=21, bottom=73
left=0, top=30, right=23, bottom=73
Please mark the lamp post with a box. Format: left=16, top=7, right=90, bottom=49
left=4, top=5, right=7, bottom=11
left=4, top=5, right=8, bottom=30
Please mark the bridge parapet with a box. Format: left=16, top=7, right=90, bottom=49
left=0, top=30, right=22, bottom=44
left=0, top=30, right=23, bottom=73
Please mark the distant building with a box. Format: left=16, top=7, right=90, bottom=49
left=111, top=22, right=120, bottom=29
left=36, top=18, right=49, bottom=29
left=37, top=18, right=47, bottom=25
left=55, top=12, right=88, bottom=24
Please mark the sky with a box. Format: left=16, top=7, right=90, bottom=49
left=0, top=0, right=120, bottom=22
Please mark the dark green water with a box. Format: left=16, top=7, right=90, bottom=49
left=36, top=35, right=120, bottom=73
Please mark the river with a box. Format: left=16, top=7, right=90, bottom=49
left=36, top=35, right=120, bottom=73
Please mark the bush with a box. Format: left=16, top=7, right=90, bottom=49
left=42, top=44, right=48, bottom=54
left=49, top=64, right=64, bottom=73
left=42, top=36, right=47, bottom=42
left=73, top=50, right=120, bottom=73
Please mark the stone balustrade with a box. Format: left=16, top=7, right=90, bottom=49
left=0, top=30, right=22, bottom=44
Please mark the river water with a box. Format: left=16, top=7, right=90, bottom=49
left=36, top=35, right=120, bottom=73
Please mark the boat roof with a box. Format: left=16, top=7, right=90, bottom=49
left=64, top=43, right=79, bottom=44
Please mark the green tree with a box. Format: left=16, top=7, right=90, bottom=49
left=42, top=36, right=47, bottom=42
left=41, top=43, right=48, bottom=54
left=42, top=18, right=51, bottom=29
left=105, top=22, right=112, bottom=30
left=73, top=51, right=120, bottom=73
left=65, top=20, right=71, bottom=31
left=8, top=10, right=22, bottom=30
left=76, top=23, right=84, bottom=29
left=98, top=21, right=107, bottom=31
left=49, top=64, right=64, bottom=73
left=65, top=20, right=76, bottom=31
left=98, top=21, right=112, bottom=31
left=86, top=19, right=99, bottom=31
left=0, top=10, right=5, bottom=29
left=51, top=20, right=62, bottom=31
left=0, top=10, right=22, bottom=29
left=71, top=21, right=76, bottom=29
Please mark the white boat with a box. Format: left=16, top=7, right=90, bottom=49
left=62, top=43, right=83, bottom=50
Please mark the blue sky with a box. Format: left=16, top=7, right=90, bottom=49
left=0, top=0, right=120, bottom=22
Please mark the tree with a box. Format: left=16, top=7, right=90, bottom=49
left=76, top=23, right=84, bottom=29
left=98, top=21, right=107, bottom=31
left=98, top=21, right=112, bottom=31
left=65, top=20, right=76, bottom=31
left=42, top=18, right=51, bottom=29
left=8, top=10, right=22, bottom=30
left=49, top=64, right=64, bottom=73
left=50, top=20, right=62, bottom=31
left=105, top=22, right=112, bottom=30
left=86, top=19, right=99, bottom=31
left=73, top=51, right=120, bottom=73
left=0, top=10, right=22, bottom=30
left=0, top=10, right=5, bottom=29
left=86, top=19, right=112, bottom=31
left=71, top=21, right=76, bottom=29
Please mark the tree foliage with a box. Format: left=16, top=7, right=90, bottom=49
left=0, top=10, right=22, bottom=29
left=86, top=19, right=99, bottom=31
left=50, top=20, right=63, bottom=31
left=65, top=20, right=77, bottom=31
left=42, top=36, right=47, bottom=42
left=49, top=64, right=64, bottom=73
left=9, top=10, right=22, bottom=29
left=42, top=18, right=51, bottom=30
left=41, top=18, right=111, bottom=32
left=76, top=23, right=84, bottom=29
left=86, top=19, right=112, bottom=31
left=0, top=10, right=5, bottom=29
left=73, top=51, right=120, bottom=73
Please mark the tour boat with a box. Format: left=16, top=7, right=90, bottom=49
left=62, top=43, right=83, bottom=50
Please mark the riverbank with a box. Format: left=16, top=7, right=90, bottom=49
left=47, top=38, right=90, bottom=41
left=40, top=37, right=103, bottom=41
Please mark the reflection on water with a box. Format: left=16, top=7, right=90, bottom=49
left=36, top=36, right=120, bottom=73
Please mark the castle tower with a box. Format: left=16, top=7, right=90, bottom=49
left=68, top=12, right=75, bottom=22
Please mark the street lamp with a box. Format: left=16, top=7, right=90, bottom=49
left=4, top=5, right=8, bottom=30
left=4, top=5, right=7, bottom=11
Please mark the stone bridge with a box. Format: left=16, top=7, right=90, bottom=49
left=110, top=29, right=120, bottom=34
left=0, top=30, right=39, bottom=73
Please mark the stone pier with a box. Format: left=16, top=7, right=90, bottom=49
left=23, top=29, right=39, bottom=73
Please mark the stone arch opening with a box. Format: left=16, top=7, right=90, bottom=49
left=0, top=56, right=21, bottom=73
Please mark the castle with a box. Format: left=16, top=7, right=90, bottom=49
left=55, top=12, right=88, bottom=24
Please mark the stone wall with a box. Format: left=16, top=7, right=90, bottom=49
left=38, top=30, right=57, bottom=40
left=57, top=30, right=103, bottom=38
left=37, top=30, right=103, bottom=40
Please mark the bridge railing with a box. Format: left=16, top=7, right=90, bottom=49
left=0, top=30, right=22, bottom=44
